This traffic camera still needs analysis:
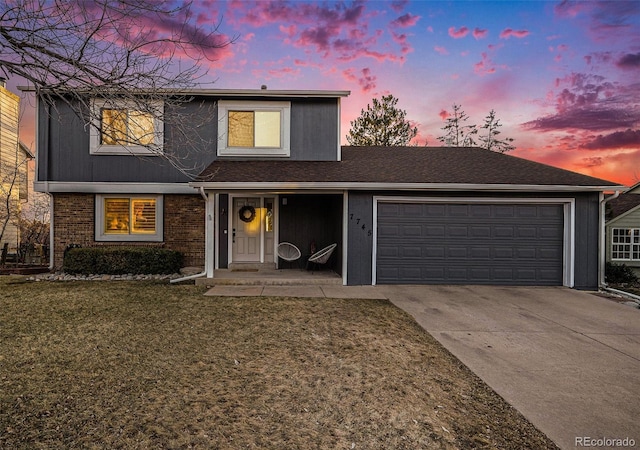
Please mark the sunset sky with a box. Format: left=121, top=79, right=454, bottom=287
left=11, top=0, right=640, bottom=186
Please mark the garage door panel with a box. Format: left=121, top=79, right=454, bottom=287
left=376, top=202, right=564, bottom=286
left=402, top=225, right=422, bottom=236
left=448, top=226, right=469, bottom=237
left=470, top=205, right=492, bottom=217
left=425, top=247, right=445, bottom=258
left=470, top=226, right=491, bottom=238
left=494, top=226, right=515, bottom=238
left=539, top=226, right=563, bottom=239
left=449, top=205, right=470, bottom=217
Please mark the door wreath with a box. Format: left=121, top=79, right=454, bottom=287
left=239, top=205, right=256, bottom=223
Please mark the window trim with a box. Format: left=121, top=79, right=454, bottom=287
left=89, top=100, right=164, bottom=156
left=95, top=194, right=164, bottom=242
left=611, top=227, right=640, bottom=261
left=217, top=100, right=291, bottom=157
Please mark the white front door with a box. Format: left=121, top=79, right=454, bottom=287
left=232, top=197, right=261, bottom=262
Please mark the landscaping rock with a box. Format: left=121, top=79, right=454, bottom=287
left=26, top=272, right=182, bottom=282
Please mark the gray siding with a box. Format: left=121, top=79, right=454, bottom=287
left=278, top=194, right=342, bottom=272
left=574, top=192, right=601, bottom=289
left=38, top=96, right=340, bottom=184
left=289, top=101, right=339, bottom=161
left=346, top=192, right=374, bottom=285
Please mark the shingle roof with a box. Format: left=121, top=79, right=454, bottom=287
left=607, top=193, right=640, bottom=220
left=196, top=146, right=620, bottom=188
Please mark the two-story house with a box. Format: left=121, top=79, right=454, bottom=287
left=31, top=88, right=623, bottom=289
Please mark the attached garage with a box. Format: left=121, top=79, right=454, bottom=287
left=374, top=198, right=572, bottom=286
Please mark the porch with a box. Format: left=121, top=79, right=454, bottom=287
left=216, top=193, right=344, bottom=275
left=194, top=268, right=342, bottom=286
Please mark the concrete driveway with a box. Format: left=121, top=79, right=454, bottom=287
left=383, top=285, right=640, bottom=450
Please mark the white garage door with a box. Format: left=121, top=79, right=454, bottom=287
left=376, top=201, right=565, bottom=285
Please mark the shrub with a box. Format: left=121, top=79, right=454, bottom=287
left=63, top=247, right=183, bottom=275
left=605, top=262, right=639, bottom=284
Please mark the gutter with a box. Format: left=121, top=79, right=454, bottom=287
left=600, top=287, right=640, bottom=307
left=169, top=187, right=209, bottom=284
left=599, top=190, right=621, bottom=288
left=188, top=181, right=625, bottom=193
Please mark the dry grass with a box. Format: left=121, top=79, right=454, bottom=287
left=0, top=277, right=557, bottom=449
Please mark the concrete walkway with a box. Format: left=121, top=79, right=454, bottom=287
left=204, top=284, right=388, bottom=299
left=383, top=285, right=640, bottom=450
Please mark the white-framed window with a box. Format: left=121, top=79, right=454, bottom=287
left=611, top=228, right=640, bottom=261
left=90, top=100, right=164, bottom=155
left=217, top=100, right=291, bottom=157
left=95, top=195, right=163, bottom=242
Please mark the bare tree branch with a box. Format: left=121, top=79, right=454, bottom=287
left=0, top=0, right=236, bottom=177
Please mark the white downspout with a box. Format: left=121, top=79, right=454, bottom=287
left=599, top=190, right=621, bottom=288
left=170, top=187, right=211, bottom=284
left=47, top=188, right=54, bottom=270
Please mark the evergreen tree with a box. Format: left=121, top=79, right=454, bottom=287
left=347, top=95, right=417, bottom=146
left=437, top=104, right=478, bottom=147
left=479, top=109, right=515, bottom=153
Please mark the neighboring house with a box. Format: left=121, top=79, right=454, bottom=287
left=605, top=182, right=640, bottom=276
left=1, top=80, right=34, bottom=257
left=31, top=88, right=624, bottom=289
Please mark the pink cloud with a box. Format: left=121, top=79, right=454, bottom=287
left=390, top=1, right=408, bottom=13
left=434, top=46, right=449, bottom=55
left=391, top=31, right=414, bottom=55
left=293, top=59, right=322, bottom=69
left=555, top=1, right=639, bottom=42
left=342, top=67, right=377, bottom=92
left=448, top=26, right=469, bottom=39
left=227, top=1, right=408, bottom=67
left=499, top=28, right=530, bottom=39
left=524, top=108, right=638, bottom=132
left=583, top=129, right=640, bottom=150
left=474, top=54, right=496, bottom=75
left=79, top=1, right=238, bottom=64
left=427, top=26, right=434, bottom=33
left=554, top=1, right=590, bottom=18
left=472, top=28, right=488, bottom=40
left=279, top=24, right=297, bottom=37
left=251, top=65, right=301, bottom=81
left=617, top=53, right=640, bottom=69
left=439, top=109, right=449, bottom=120
left=391, top=13, right=421, bottom=28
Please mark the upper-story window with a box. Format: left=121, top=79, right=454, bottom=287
left=90, top=100, right=163, bottom=155
left=217, top=100, right=290, bottom=157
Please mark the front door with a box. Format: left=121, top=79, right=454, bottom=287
left=233, top=197, right=261, bottom=262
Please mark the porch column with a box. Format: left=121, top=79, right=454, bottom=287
left=205, top=192, right=216, bottom=278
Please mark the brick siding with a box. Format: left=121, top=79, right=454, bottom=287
left=163, top=195, right=205, bottom=267
left=52, top=193, right=205, bottom=270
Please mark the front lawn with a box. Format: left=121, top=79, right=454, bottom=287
left=0, top=277, right=557, bottom=449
